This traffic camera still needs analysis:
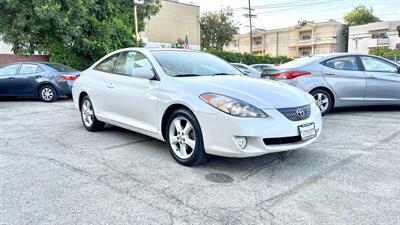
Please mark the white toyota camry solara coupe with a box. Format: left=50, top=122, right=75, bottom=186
left=72, top=48, right=322, bottom=166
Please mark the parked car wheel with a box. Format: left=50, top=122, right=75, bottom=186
left=166, top=109, right=208, bottom=166
left=39, top=85, right=58, bottom=102
left=80, top=96, right=105, bottom=132
left=310, top=89, right=333, bottom=115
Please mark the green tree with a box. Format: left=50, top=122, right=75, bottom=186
left=0, top=0, right=161, bottom=70
left=342, top=5, right=380, bottom=51
left=200, top=8, right=239, bottom=51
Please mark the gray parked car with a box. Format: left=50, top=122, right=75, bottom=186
left=231, top=63, right=261, bottom=78
left=264, top=53, right=400, bottom=115
left=250, top=64, right=276, bottom=72
left=0, top=62, right=80, bottom=102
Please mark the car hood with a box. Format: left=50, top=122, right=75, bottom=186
left=174, top=75, right=311, bottom=109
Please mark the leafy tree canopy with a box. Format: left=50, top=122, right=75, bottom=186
left=344, top=5, right=380, bottom=26
left=341, top=5, right=380, bottom=51
left=0, top=0, right=161, bottom=70
left=200, top=8, right=239, bottom=51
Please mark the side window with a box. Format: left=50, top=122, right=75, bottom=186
left=114, top=52, right=136, bottom=76
left=19, top=64, right=39, bottom=74
left=94, top=54, right=120, bottom=73
left=134, top=52, right=152, bottom=70
left=253, top=66, right=261, bottom=71
left=325, top=56, right=359, bottom=71
left=360, top=56, right=398, bottom=73
left=113, top=51, right=153, bottom=76
left=0, top=64, right=19, bottom=76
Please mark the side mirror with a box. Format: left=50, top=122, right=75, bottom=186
left=134, top=68, right=155, bottom=79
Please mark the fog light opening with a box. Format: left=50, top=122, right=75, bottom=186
left=235, top=136, right=248, bottom=149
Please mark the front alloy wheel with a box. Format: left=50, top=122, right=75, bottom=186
left=169, top=116, right=196, bottom=159
left=166, top=109, right=208, bottom=166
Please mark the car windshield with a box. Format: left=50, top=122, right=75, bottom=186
left=279, top=56, right=322, bottom=68
left=43, top=63, right=78, bottom=72
left=152, top=51, right=240, bottom=77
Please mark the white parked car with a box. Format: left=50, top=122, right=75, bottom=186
left=72, top=48, right=322, bottom=166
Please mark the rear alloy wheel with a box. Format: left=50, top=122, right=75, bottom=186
left=80, top=96, right=105, bottom=132
left=310, top=89, right=333, bottom=115
left=166, top=109, right=208, bottom=166
left=39, top=85, right=58, bottom=102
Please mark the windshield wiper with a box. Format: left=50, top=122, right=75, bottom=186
left=210, top=73, right=237, bottom=76
left=173, top=74, right=201, bottom=77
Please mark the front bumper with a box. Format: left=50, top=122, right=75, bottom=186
left=196, top=103, right=322, bottom=158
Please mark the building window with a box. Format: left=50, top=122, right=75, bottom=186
left=315, top=33, right=321, bottom=40
left=372, top=32, right=388, bottom=39
left=301, top=35, right=311, bottom=40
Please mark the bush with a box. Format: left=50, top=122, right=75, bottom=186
left=369, top=46, right=400, bottom=57
left=206, top=50, right=292, bottom=65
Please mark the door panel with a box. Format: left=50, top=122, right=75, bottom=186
left=106, top=75, right=159, bottom=133
left=0, top=64, right=20, bottom=95
left=11, top=64, right=43, bottom=95
left=105, top=51, right=160, bottom=133
left=322, top=56, right=366, bottom=104
left=359, top=56, right=400, bottom=103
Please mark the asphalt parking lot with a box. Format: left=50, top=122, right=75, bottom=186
left=1, top=98, right=399, bottom=225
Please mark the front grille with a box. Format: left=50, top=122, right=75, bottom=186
left=277, top=104, right=311, bottom=121
left=263, top=136, right=302, bottom=145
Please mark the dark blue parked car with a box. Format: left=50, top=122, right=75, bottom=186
left=0, top=62, right=80, bottom=102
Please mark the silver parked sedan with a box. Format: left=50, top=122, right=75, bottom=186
left=72, top=48, right=322, bottom=166
left=265, top=53, right=400, bottom=115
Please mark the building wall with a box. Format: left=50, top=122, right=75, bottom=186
left=143, top=0, right=200, bottom=50
left=0, top=54, right=49, bottom=67
left=348, top=20, right=400, bottom=53
left=0, top=40, right=13, bottom=54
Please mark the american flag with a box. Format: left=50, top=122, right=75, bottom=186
left=183, top=34, right=189, bottom=49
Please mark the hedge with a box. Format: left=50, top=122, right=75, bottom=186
left=206, top=50, right=292, bottom=65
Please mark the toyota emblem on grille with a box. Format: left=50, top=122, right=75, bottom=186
left=296, top=108, right=305, bottom=118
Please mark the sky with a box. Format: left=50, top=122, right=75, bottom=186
left=187, top=0, right=400, bottom=33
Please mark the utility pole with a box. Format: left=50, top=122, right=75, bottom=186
left=133, top=0, right=144, bottom=44
left=243, top=0, right=256, bottom=53
left=248, top=0, right=253, bottom=53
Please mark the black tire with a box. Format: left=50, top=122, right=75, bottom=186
left=66, top=94, right=73, bottom=99
left=80, top=95, right=105, bottom=132
left=39, top=85, right=58, bottom=102
left=166, top=109, right=208, bottom=166
left=310, top=89, right=333, bottom=116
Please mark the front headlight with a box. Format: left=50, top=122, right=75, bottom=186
left=200, top=93, right=268, bottom=118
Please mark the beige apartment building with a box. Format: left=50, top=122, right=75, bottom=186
left=225, top=20, right=345, bottom=58
left=142, top=0, right=200, bottom=49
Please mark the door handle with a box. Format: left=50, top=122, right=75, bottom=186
left=8, top=77, right=15, bottom=80
left=367, top=76, right=378, bottom=79
left=324, top=73, right=335, bottom=76
left=106, top=83, right=114, bottom=89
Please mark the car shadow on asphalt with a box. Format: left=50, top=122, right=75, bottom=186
left=329, top=105, right=400, bottom=115
left=0, top=96, right=72, bottom=102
